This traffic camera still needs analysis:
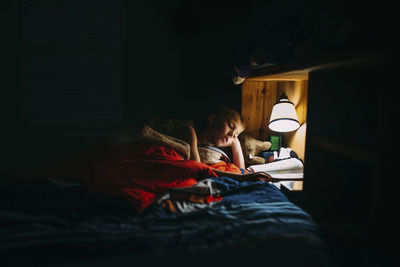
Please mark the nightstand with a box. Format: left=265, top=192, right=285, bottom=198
left=275, top=180, right=303, bottom=191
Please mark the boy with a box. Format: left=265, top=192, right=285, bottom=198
left=169, top=105, right=270, bottom=181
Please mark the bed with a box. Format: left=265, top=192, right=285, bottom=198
left=0, top=127, right=332, bottom=267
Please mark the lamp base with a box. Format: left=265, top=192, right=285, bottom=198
left=270, top=135, right=282, bottom=151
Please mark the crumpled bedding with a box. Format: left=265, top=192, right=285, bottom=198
left=23, top=126, right=241, bottom=212
left=159, top=178, right=223, bottom=213
left=21, top=125, right=243, bottom=213
left=79, top=143, right=220, bottom=212
left=0, top=177, right=332, bottom=266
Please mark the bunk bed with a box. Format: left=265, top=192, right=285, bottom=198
left=0, top=129, right=332, bottom=267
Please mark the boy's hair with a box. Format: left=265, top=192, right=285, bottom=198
left=213, top=105, right=245, bottom=131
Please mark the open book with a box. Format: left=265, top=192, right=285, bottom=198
left=247, top=158, right=304, bottom=180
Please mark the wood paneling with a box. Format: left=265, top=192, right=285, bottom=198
left=283, top=80, right=308, bottom=161
left=241, top=81, right=271, bottom=139
left=241, top=79, right=308, bottom=160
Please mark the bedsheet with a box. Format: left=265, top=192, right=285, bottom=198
left=0, top=177, right=332, bottom=266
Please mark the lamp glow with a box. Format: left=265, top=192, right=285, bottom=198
left=268, top=93, right=300, bottom=132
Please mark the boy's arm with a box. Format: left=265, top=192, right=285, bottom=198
left=231, top=137, right=245, bottom=170
left=170, top=124, right=201, bottom=162
left=187, top=125, right=201, bottom=162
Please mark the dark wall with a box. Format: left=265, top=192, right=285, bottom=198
left=1, top=0, right=19, bottom=176
left=123, top=1, right=255, bottom=121
left=3, top=0, right=127, bottom=175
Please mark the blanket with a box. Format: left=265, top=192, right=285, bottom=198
left=98, top=125, right=243, bottom=212
left=159, top=178, right=223, bottom=213
left=0, top=177, right=332, bottom=267
left=81, top=143, right=219, bottom=212
left=21, top=125, right=241, bottom=213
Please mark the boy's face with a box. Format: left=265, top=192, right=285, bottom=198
left=208, top=114, right=244, bottom=147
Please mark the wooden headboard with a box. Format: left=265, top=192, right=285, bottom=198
left=241, top=70, right=309, bottom=161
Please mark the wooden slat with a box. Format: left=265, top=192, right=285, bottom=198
left=247, top=70, right=309, bottom=81
left=241, top=81, right=268, bottom=138
left=261, top=81, right=278, bottom=140
left=246, top=54, right=385, bottom=82
left=292, top=181, right=303, bottom=191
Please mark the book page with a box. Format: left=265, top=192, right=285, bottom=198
left=267, top=168, right=303, bottom=179
left=247, top=158, right=303, bottom=172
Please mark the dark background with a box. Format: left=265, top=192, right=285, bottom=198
left=0, top=0, right=396, bottom=176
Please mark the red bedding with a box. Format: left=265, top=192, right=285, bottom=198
left=209, top=160, right=245, bottom=173
left=24, top=143, right=241, bottom=213
left=77, top=143, right=218, bottom=212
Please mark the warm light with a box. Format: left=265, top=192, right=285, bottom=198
left=268, top=93, right=300, bottom=132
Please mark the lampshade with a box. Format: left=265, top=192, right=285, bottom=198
left=268, top=93, right=300, bottom=132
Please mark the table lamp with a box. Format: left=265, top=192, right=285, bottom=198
left=268, top=92, right=300, bottom=133
left=268, top=92, right=300, bottom=151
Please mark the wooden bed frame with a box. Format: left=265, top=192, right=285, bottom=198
left=241, top=52, right=397, bottom=265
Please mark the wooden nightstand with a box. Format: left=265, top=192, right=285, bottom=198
left=279, top=181, right=305, bottom=206
left=274, top=180, right=303, bottom=191
left=269, top=166, right=304, bottom=192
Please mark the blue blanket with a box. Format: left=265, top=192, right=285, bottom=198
left=0, top=177, right=331, bottom=266
left=139, top=177, right=322, bottom=249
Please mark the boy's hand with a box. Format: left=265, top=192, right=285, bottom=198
left=241, top=171, right=271, bottom=182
